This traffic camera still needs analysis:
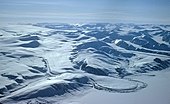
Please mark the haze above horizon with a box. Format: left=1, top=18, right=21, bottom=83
left=0, top=0, right=170, bottom=24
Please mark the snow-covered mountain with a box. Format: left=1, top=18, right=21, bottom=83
left=0, top=23, right=170, bottom=103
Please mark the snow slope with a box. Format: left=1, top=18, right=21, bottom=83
left=0, top=23, right=170, bottom=104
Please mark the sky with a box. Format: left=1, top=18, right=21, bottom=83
left=0, top=0, right=170, bottom=24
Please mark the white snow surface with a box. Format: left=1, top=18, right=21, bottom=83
left=0, top=23, right=170, bottom=104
